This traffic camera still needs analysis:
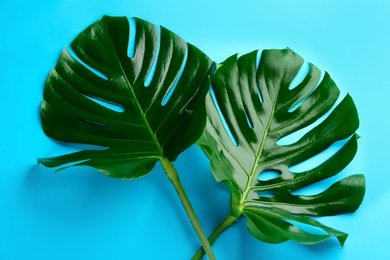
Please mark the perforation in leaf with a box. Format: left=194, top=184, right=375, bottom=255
left=39, top=15, right=213, bottom=179
left=199, top=48, right=365, bottom=246
left=67, top=45, right=110, bottom=80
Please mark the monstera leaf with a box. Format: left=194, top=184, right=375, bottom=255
left=198, top=49, right=365, bottom=247
left=38, top=15, right=213, bottom=179
left=37, top=15, right=219, bottom=258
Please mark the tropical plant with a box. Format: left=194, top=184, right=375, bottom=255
left=38, top=15, right=365, bottom=260
left=37, top=15, right=216, bottom=259
left=193, top=48, right=365, bottom=259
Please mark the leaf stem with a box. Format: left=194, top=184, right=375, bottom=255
left=191, top=215, right=239, bottom=260
left=160, top=157, right=216, bottom=260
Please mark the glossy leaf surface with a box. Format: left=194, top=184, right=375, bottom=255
left=198, top=49, right=365, bottom=245
left=38, top=15, right=213, bottom=179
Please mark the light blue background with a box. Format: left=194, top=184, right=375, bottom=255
left=0, top=0, right=388, bottom=259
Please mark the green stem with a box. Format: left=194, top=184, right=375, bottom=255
left=192, top=215, right=239, bottom=260
left=160, top=157, right=216, bottom=260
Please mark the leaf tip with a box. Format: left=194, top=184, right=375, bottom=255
left=337, top=233, right=349, bottom=247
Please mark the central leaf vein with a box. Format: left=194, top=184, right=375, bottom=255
left=118, top=60, right=164, bottom=158
left=238, top=84, right=281, bottom=211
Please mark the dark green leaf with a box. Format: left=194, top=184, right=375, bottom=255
left=38, top=15, right=213, bottom=179
left=244, top=206, right=348, bottom=246
left=198, top=48, right=365, bottom=245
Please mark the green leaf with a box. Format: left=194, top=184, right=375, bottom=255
left=198, top=48, right=365, bottom=245
left=244, top=206, right=348, bottom=246
left=38, top=15, right=213, bottom=179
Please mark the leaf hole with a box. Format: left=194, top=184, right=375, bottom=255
left=144, top=25, right=161, bottom=87
left=66, top=46, right=109, bottom=80
left=258, top=169, right=281, bottom=181
left=255, top=49, right=261, bottom=70
left=257, top=82, right=264, bottom=104
left=288, top=61, right=310, bottom=90
left=284, top=219, right=329, bottom=236
left=255, top=50, right=264, bottom=103
left=258, top=191, right=276, bottom=198
left=288, top=136, right=351, bottom=173
left=162, top=44, right=188, bottom=106
left=277, top=93, right=345, bottom=146
left=245, top=112, right=254, bottom=128
left=83, top=95, right=125, bottom=113
left=127, top=17, right=136, bottom=58
left=291, top=176, right=339, bottom=196
left=288, top=69, right=325, bottom=113
left=210, top=86, right=238, bottom=146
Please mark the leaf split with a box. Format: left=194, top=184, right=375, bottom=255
left=38, top=15, right=213, bottom=179
left=198, top=48, right=365, bottom=245
left=38, top=15, right=365, bottom=257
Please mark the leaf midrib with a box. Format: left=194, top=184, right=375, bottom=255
left=116, top=53, right=164, bottom=159
left=238, top=85, right=280, bottom=212
left=245, top=198, right=339, bottom=208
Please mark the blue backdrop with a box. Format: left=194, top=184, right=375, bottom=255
left=0, top=0, right=388, bottom=259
